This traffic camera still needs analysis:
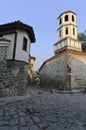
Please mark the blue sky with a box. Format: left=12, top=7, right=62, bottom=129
left=0, top=0, right=86, bottom=70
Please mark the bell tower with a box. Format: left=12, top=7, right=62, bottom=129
left=54, top=11, right=82, bottom=55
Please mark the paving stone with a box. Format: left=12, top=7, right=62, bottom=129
left=26, top=106, right=40, bottom=114
left=0, top=126, right=10, bottom=130
left=0, top=117, right=3, bottom=120
left=3, top=116, right=11, bottom=120
left=20, top=126, right=28, bottom=130
left=19, top=116, right=26, bottom=126
left=46, top=124, right=63, bottom=130
left=5, top=112, right=10, bottom=116
left=77, top=125, right=85, bottom=130
left=12, top=114, right=18, bottom=118
left=10, top=118, right=18, bottom=126
left=45, top=114, right=57, bottom=122
left=0, top=120, right=9, bottom=126
left=31, top=115, right=41, bottom=123
left=37, top=122, right=48, bottom=128
left=71, top=126, right=81, bottom=130
left=30, top=125, right=39, bottom=130
left=25, top=116, right=33, bottom=125
left=52, top=122, right=64, bottom=130
left=18, top=112, right=26, bottom=116
left=0, top=87, right=86, bottom=130
left=11, top=126, right=18, bottom=130
left=9, top=109, right=17, bottom=115
left=0, top=109, right=3, bottom=116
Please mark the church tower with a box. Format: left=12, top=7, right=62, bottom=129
left=54, top=11, right=82, bottom=55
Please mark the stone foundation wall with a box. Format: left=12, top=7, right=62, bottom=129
left=69, top=54, right=86, bottom=89
left=0, top=60, right=28, bottom=97
left=0, top=38, right=29, bottom=97
left=40, top=51, right=86, bottom=90
left=40, top=54, right=68, bottom=90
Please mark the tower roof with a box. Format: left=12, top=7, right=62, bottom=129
left=0, top=20, right=36, bottom=43
left=57, top=10, right=76, bottom=19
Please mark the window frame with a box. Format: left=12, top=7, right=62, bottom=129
left=59, top=18, right=62, bottom=25
left=73, top=27, right=75, bottom=35
left=22, top=37, right=28, bottom=52
left=65, top=15, right=69, bottom=22
left=72, top=15, right=74, bottom=22
left=66, top=27, right=68, bottom=35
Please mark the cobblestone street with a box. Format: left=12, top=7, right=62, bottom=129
left=0, top=86, right=86, bottom=130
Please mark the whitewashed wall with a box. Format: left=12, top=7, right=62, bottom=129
left=16, top=30, right=31, bottom=63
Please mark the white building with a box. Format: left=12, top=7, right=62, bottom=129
left=0, top=21, right=36, bottom=97
left=0, top=20, right=35, bottom=75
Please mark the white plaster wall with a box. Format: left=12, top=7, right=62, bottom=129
left=3, top=34, right=15, bottom=59
left=54, top=37, right=82, bottom=54
left=58, top=12, right=76, bottom=27
left=58, top=12, right=77, bottom=41
left=15, top=30, right=31, bottom=63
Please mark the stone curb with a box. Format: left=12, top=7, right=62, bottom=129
left=34, top=85, right=86, bottom=94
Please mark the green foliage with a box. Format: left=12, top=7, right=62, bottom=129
left=78, top=33, right=85, bottom=41
left=77, top=30, right=86, bottom=43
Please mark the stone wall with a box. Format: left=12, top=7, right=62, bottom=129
left=0, top=60, right=28, bottom=97
left=0, top=38, right=29, bottom=97
left=39, top=51, right=86, bottom=90
left=69, top=54, right=86, bottom=89
left=40, top=53, right=68, bottom=90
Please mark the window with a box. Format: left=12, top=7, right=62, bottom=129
left=72, top=15, right=74, bottom=22
left=73, top=28, right=75, bottom=35
left=66, top=27, right=68, bottom=35
left=59, top=30, right=61, bottom=37
left=22, top=37, right=27, bottom=51
left=59, top=18, right=62, bottom=25
left=65, top=15, right=68, bottom=22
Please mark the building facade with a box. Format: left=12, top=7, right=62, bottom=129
left=39, top=11, right=86, bottom=90
left=0, top=21, right=35, bottom=97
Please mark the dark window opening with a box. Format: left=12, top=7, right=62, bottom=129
left=59, top=18, right=62, bottom=25
left=59, top=30, right=61, bottom=37
left=73, top=28, right=75, bottom=35
left=72, top=15, right=74, bottom=22
left=66, top=27, right=68, bottom=35
left=23, top=37, right=27, bottom=51
left=65, top=15, right=68, bottom=22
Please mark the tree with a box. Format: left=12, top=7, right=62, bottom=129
left=78, top=30, right=86, bottom=43
left=78, top=31, right=86, bottom=52
left=77, top=33, right=85, bottom=41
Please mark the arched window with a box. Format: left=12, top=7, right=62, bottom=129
left=66, top=27, right=68, bottom=35
left=59, top=18, right=62, bottom=25
left=72, top=15, right=74, bottom=22
left=65, top=15, right=68, bottom=22
left=73, top=27, right=75, bottom=35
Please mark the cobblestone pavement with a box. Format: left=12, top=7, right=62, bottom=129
left=0, top=86, right=86, bottom=130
